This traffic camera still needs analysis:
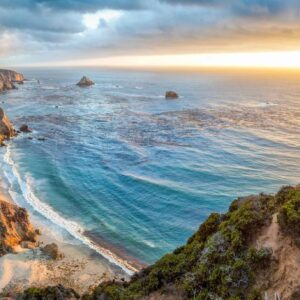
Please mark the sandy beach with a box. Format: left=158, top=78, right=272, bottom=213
left=0, top=188, right=128, bottom=296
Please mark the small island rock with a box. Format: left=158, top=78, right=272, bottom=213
left=76, top=76, right=94, bottom=87
left=19, top=124, right=32, bottom=133
left=165, top=91, right=179, bottom=99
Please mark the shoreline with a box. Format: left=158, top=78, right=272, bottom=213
left=0, top=143, right=133, bottom=294
left=0, top=182, right=128, bottom=294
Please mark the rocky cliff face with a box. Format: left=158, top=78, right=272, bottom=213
left=0, top=69, right=24, bottom=92
left=0, top=108, right=15, bottom=145
left=0, top=199, right=38, bottom=255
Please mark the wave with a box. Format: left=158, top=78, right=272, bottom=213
left=2, top=145, right=138, bottom=275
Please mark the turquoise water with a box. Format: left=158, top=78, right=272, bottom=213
left=0, top=68, right=299, bottom=271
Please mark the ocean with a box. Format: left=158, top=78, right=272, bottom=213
left=0, top=68, right=299, bottom=273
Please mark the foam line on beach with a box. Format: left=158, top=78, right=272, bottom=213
left=3, top=145, right=138, bottom=275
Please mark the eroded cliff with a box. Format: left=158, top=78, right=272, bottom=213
left=0, top=198, right=38, bottom=255
left=0, top=108, right=15, bottom=146
left=0, top=69, right=24, bottom=92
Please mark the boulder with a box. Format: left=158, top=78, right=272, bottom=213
left=42, top=243, right=64, bottom=260
left=21, top=241, right=37, bottom=250
left=19, top=124, right=32, bottom=133
left=165, top=91, right=179, bottom=99
left=76, top=76, right=94, bottom=87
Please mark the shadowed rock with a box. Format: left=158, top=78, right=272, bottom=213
left=0, top=69, right=24, bottom=92
left=165, top=91, right=179, bottom=99
left=19, top=124, right=32, bottom=133
left=76, top=76, right=94, bottom=87
left=42, top=243, right=64, bottom=260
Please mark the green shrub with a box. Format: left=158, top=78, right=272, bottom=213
left=278, top=189, right=300, bottom=238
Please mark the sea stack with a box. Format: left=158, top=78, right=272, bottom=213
left=76, top=76, right=94, bottom=87
left=0, top=69, right=24, bottom=92
left=0, top=108, right=15, bottom=146
left=165, top=91, right=179, bottom=99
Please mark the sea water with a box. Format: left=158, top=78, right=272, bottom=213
left=0, top=68, right=299, bottom=273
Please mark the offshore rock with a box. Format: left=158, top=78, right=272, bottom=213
left=165, top=91, right=179, bottom=99
left=19, top=124, right=32, bottom=133
left=76, top=76, right=94, bottom=87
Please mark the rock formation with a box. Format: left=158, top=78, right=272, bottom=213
left=0, top=69, right=24, bottom=92
left=19, top=124, right=32, bottom=133
left=0, top=198, right=38, bottom=255
left=42, top=243, right=64, bottom=260
left=76, top=76, right=94, bottom=87
left=165, top=91, right=179, bottom=99
left=0, top=108, right=15, bottom=146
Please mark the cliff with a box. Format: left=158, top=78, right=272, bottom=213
left=0, top=198, right=38, bottom=255
left=0, top=69, right=24, bottom=92
left=84, top=185, right=300, bottom=300
left=0, top=108, right=15, bottom=146
left=14, top=185, right=300, bottom=299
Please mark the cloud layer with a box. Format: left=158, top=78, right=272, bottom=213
left=1, top=0, right=300, bottom=66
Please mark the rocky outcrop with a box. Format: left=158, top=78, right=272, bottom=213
left=42, top=243, right=64, bottom=260
left=165, top=91, right=179, bottom=99
left=0, top=199, right=38, bottom=255
left=0, top=69, right=24, bottom=92
left=19, top=124, right=31, bottom=133
left=76, top=76, right=94, bottom=87
left=0, top=108, right=15, bottom=146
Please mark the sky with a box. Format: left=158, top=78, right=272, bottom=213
left=1, top=0, right=300, bottom=68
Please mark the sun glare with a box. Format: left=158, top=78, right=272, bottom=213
left=89, top=51, right=300, bottom=69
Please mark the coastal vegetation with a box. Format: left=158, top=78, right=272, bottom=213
left=16, top=185, right=300, bottom=299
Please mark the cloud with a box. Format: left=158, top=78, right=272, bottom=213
left=0, top=0, right=146, bottom=12
left=1, top=0, right=300, bottom=66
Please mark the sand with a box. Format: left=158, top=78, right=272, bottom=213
left=256, top=214, right=300, bottom=299
left=0, top=190, right=128, bottom=296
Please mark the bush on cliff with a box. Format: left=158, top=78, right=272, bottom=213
left=277, top=186, right=300, bottom=239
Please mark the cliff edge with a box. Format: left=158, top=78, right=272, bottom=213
left=0, top=198, right=38, bottom=255
left=0, top=108, right=15, bottom=146
left=81, top=185, right=300, bottom=300
left=0, top=69, right=24, bottom=92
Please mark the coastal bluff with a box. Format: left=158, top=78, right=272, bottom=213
left=0, top=198, right=38, bottom=255
left=0, top=69, right=24, bottom=92
left=15, top=184, right=300, bottom=299
left=0, top=108, right=15, bottom=146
